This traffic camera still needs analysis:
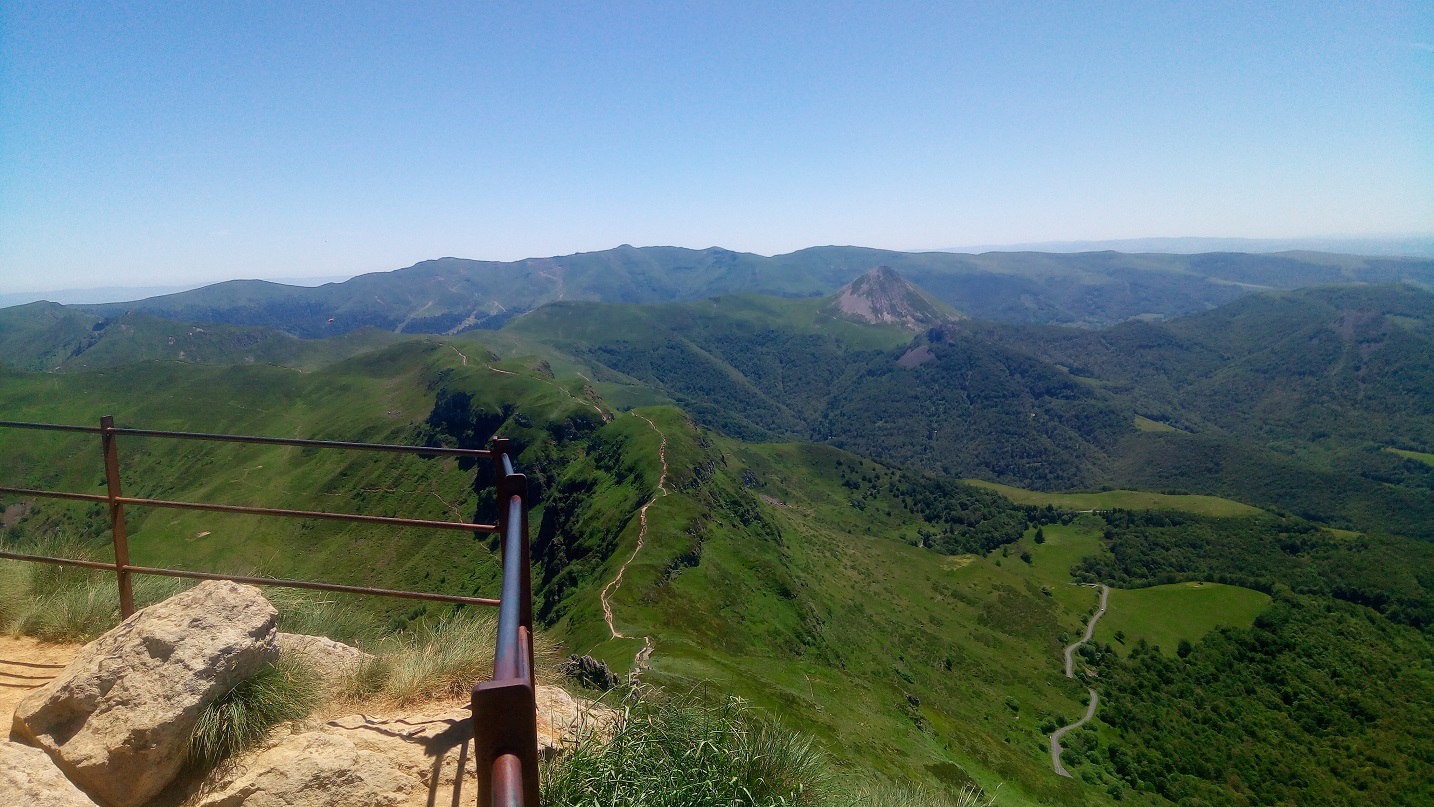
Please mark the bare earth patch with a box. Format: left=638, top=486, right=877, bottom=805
left=0, top=635, right=80, bottom=731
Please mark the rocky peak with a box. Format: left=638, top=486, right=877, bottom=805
left=827, top=266, right=962, bottom=330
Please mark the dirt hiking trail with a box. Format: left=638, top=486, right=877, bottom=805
left=0, top=635, right=79, bottom=729
left=598, top=413, right=669, bottom=678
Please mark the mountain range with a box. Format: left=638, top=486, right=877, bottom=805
left=34, top=244, right=1432, bottom=336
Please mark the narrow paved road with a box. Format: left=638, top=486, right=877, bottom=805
left=1050, top=689, right=1100, bottom=778
left=1064, top=584, right=1110, bottom=677
left=1051, top=583, right=1110, bottom=777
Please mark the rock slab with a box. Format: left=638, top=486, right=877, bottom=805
left=12, top=580, right=279, bottom=807
left=190, top=686, right=613, bottom=807
left=0, top=741, right=99, bottom=807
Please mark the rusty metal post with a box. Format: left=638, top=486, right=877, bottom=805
left=474, top=434, right=539, bottom=807
left=515, top=474, right=534, bottom=687
left=100, top=416, right=135, bottom=618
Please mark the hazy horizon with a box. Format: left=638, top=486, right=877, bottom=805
left=2, top=3, right=1430, bottom=293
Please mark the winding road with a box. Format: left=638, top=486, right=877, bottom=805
left=599, top=413, right=669, bottom=675
left=1050, top=583, right=1110, bottom=778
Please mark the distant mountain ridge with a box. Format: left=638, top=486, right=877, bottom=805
left=7, top=245, right=1432, bottom=338
left=948, top=234, right=1434, bottom=258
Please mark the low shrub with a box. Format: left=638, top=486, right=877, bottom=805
left=338, top=609, right=557, bottom=707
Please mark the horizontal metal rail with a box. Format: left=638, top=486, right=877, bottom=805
left=0, top=486, right=107, bottom=504
left=0, top=486, right=498, bottom=533
left=0, top=420, right=490, bottom=457
left=1, top=418, right=539, bottom=806
left=0, top=550, right=502, bottom=607
left=0, top=421, right=101, bottom=434
left=0, top=551, right=118, bottom=572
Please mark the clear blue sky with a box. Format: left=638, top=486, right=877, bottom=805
left=2, top=1, right=1431, bottom=292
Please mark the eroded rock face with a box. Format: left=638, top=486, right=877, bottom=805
left=11, top=580, right=279, bottom=807
left=0, top=741, right=99, bottom=807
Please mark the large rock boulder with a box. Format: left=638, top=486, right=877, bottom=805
left=11, top=580, right=279, bottom=807
left=0, top=741, right=99, bottom=807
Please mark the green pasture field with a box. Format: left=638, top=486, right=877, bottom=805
left=1093, top=582, right=1271, bottom=657
left=1133, top=415, right=1181, bottom=433
left=965, top=480, right=1264, bottom=518
left=1387, top=447, right=1434, bottom=468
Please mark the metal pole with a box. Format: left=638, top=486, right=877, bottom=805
left=491, top=437, right=510, bottom=541
left=100, top=416, right=135, bottom=618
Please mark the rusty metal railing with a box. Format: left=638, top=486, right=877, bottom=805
left=0, top=418, right=539, bottom=805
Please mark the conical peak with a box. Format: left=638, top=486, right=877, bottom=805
left=828, top=267, right=961, bottom=330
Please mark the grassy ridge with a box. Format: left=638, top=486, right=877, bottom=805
left=0, top=304, right=404, bottom=372
left=0, top=339, right=609, bottom=627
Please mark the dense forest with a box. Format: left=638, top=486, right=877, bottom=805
left=1073, top=592, right=1434, bottom=805
left=1075, top=510, right=1434, bottom=630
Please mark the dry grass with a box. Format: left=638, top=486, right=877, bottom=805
left=0, top=537, right=185, bottom=642
left=336, top=609, right=558, bottom=709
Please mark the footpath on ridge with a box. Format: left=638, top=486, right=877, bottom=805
left=1050, top=583, right=1110, bottom=778
left=598, top=412, right=669, bottom=681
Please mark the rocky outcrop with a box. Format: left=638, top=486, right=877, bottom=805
left=4, top=582, right=608, bottom=807
left=11, top=580, right=279, bottom=807
left=189, top=729, right=419, bottom=807
left=826, top=266, right=962, bottom=330
left=0, top=741, right=99, bottom=807
left=557, top=653, right=620, bottom=690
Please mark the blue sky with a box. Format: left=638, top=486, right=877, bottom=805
left=1, top=1, right=1430, bottom=292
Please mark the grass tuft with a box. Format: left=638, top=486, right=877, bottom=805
left=265, top=587, right=387, bottom=649
left=542, top=687, right=831, bottom=807
left=0, top=536, right=186, bottom=641
left=337, top=609, right=557, bottom=707
left=188, top=655, right=321, bottom=769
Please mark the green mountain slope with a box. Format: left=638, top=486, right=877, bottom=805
left=0, top=340, right=608, bottom=609
left=0, top=303, right=404, bottom=372
left=4, top=328, right=1431, bottom=804
left=953, top=284, right=1434, bottom=536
